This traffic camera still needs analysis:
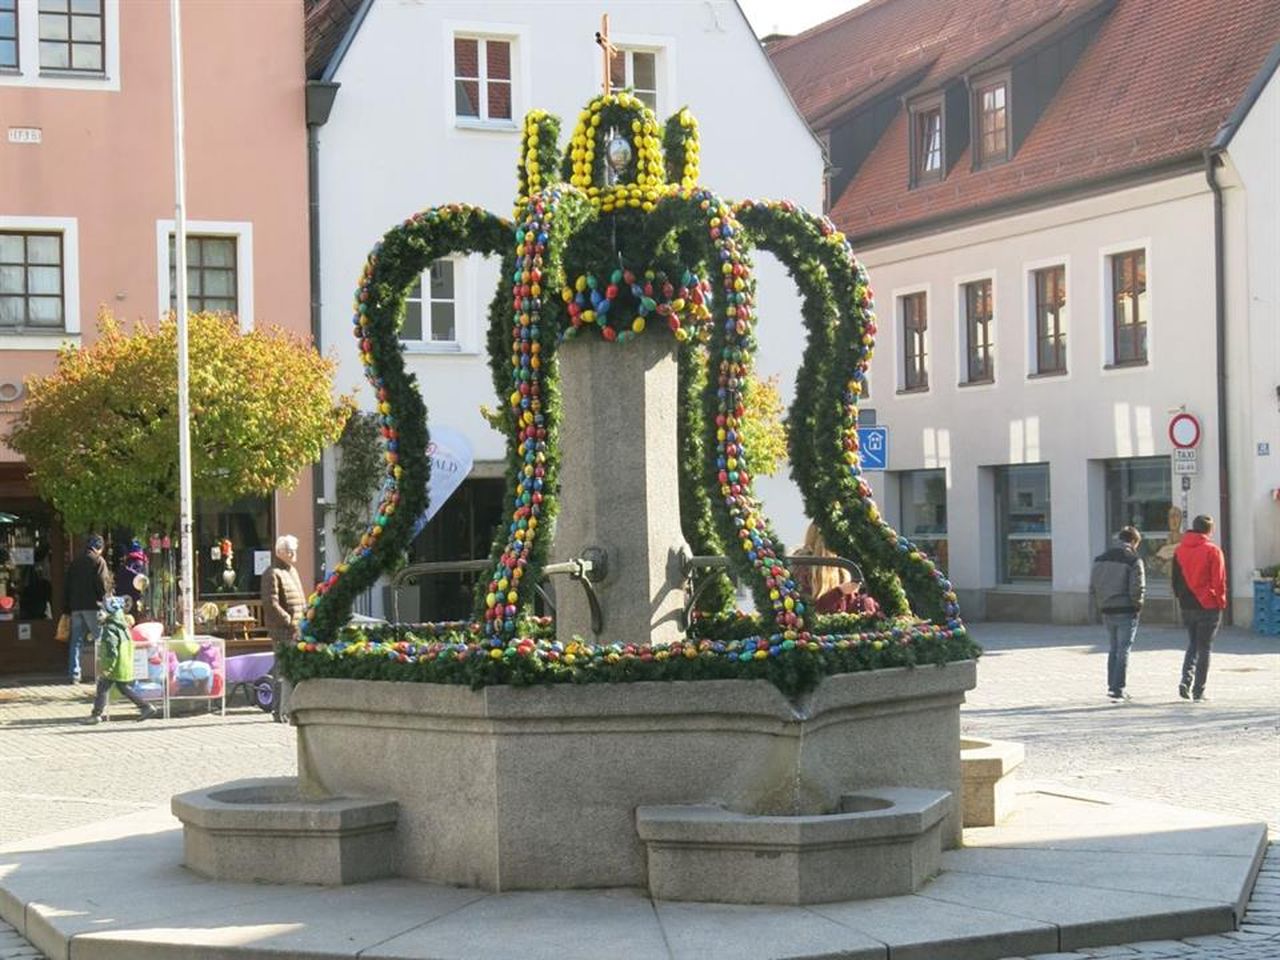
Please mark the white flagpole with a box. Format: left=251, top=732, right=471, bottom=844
left=169, top=0, right=195, bottom=643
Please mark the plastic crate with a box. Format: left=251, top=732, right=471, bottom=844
left=1253, top=616, right=1280, bottom=636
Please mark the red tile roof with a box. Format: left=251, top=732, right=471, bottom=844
left=771, top=0, right=1280, bottom=243
left=305, top=0, right=364, bottom=81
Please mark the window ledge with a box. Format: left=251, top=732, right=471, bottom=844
left=989, top=583, right=1052, bottom=594
left=0, top=68, right=20, bottom=77
left=1104, top=360, right=1148, bottom=371
left=897, top=386, right=930, bottom=395
left=401, top=342, right=477, bottom=356
left=454, top=118, right=518, bottom=132
left=959, top=378, right=994, bottom=388
left=1027, top=370, right=1067, bottom=380
left=0, top=331, right=78, bottom=350
left=39, top=69, right=108, bottom=80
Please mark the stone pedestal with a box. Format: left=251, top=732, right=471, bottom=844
left=290, top=661, right=976, bottom=893
left=552, top=332, right=689, bottom=647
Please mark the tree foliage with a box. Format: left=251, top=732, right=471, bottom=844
left=334, top=411, right=383, bottom=554
left=8, top=311, right=351, bottom=533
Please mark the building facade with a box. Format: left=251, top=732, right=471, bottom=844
left=308, top=0, right=824, bottom=619
left=772, top=0, right=1280, bottom=624
left=0, top=0, right=314, bottom=671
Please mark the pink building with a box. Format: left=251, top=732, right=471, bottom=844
left=0, top=0, right=313, bottom=672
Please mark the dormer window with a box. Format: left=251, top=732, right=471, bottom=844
left=909, top=96, right=944, bottom=187
left=974, top=75, right=1009, bottom=167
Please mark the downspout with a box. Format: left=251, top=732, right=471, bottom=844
left=1204, top=148, right=1233, bottom=624
left=306, top=80, right=340, bottom=584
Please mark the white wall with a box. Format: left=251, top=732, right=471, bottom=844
left=318, top=0, right=824, bottom=559
left=1222, top=66, right=1280, bottom=612
left=857, top=174, right=1226, bottom=611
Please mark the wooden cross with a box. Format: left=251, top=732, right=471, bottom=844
left=595, top=13, right=618, bottom=96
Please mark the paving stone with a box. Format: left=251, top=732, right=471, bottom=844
left=2, top=621, right=1278, bottom=960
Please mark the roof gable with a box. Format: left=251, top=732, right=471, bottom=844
left=771, top=0, right=1280, bottom=242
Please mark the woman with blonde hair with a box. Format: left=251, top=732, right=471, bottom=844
left=794, top=522, right=850, bottom=600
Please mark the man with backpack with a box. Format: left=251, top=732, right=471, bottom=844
left=1089, top=526, right=1145, bottom=702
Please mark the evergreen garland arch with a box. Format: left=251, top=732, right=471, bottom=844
left=286, top=93, right=973, bottom=694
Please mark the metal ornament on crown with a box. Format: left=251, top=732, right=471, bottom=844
left=297, top=20, right=962, bottom=656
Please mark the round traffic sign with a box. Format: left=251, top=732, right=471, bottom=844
left=1169, top=412, right=1201, bottom=449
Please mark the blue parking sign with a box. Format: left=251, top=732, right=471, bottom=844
left=857, top=425, right=889, bottom=471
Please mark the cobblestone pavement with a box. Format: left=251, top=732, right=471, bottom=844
left=0, top=620, right=1275, bottom=959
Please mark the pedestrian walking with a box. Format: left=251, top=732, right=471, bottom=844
left=1172, top=514, right=1227, bottom=702
left=64, top=534, right=112, bottom=684
left=262, top=534, right=306, bottom=721
left=1089, top=526, right=1145, bottom=702
left=83, top=596, right=157, bottom=723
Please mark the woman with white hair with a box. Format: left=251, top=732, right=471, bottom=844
left=262, top=534, right=306, bottom=722
left=261, top=534, right=305, bottom=647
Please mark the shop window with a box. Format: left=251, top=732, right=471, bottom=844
left=899, top=469, right=948, bottom=571
left=402, top=259, right=457, bottom=347
left=0, top=231, right=64, bottom=331
left=410, top=477, right=505, bottom=620
left=0, top=512, right=55, bottom=620
left=996, top=463, right=1052, bottom=582
left=1105, top=456, right=1172, bottom=581
left=195, top=496, right=273, bottom=598
left=453, top=35, right=512, bottom=123
left=611, top=48, right=658, bottom=110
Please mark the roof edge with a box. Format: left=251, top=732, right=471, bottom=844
left=729, top=0, right=828, bottom=165
left=1211, top=38, right=1280, bottom=151
left=847, top=153, right=1205, bottom=250
left=766, top=0, right=894, bottom=56
left=320, top=0, right=374, bottom=84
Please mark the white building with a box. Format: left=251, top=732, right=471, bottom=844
left=306, top=0, right=823, bottom=617
left=772, top=0, right=1280, bottom=624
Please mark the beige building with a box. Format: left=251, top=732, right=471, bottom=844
left=0, top=0, right=314, bottom=671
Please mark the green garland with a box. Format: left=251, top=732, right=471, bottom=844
left=294, top=91, right=969, bottom=691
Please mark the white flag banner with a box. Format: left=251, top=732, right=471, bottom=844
left=411, top=425, right=474, bottom=539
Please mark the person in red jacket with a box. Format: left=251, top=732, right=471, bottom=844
left=1171, top=515, right=1227, bottom=701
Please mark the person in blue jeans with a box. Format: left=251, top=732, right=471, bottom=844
left=64, top=534, right=112, bottom=683
left=1089, top=526, right=1146, bottom=702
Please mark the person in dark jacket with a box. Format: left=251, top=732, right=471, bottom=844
left=1089, top=526, right=1145, bottom=702
left=114, top=541, right=149, bottom=613
left=1172, top=515, right=1226, bottom=701
left=64, top=534, right=112, bottom=684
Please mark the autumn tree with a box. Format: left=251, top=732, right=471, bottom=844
left=8, top=311, right=351, bottom=533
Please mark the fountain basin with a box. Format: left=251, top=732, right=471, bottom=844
left=960, top=736, right=1025, bottom=827
left=636, top=787, right=949, bottom=904
left=289, top=661, right=975, bottom=895
left=172, top=776, right=398, bottom=885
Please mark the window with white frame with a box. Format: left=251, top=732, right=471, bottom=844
left=0, top=0, right=117, bottom=88
left=1032, top=264, right=1066, bottom=375
left=402, top=259, right=457, bottom=346
left=0, top=230, right=64, bottom=331
left=1108, top=249, right=1147, bottom=366
left=157, top=221, right=251, bottom=327
left=900, top=291, right=928, bottom=391
left=453, top=35, right=512, bottom=123
left=610, top=47, right=657, bottom=109
left=0, top=0, right=17, bottom=70
left=962, top=278, right=994, bottom=383
left=168, top=234, right=237, bottom=315
left=39, top=0, right=103, bottom=73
